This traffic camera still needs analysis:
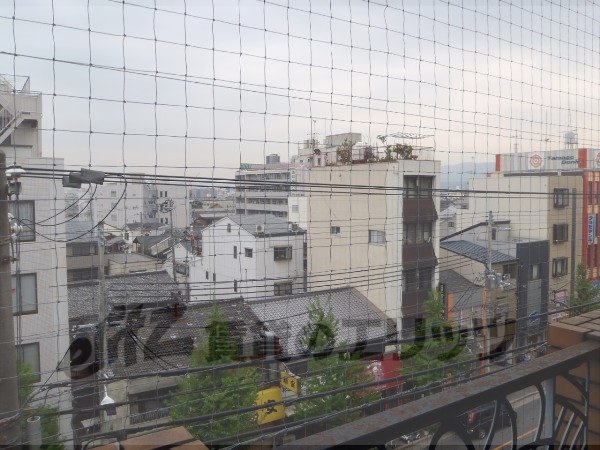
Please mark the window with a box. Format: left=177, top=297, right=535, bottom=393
left=175, top=263, right=189, bottom=276
left=403, top=269, right=418, bottom=292
left=67, top=244, right=98, bottom=257
left=402, top=268, right=432, bottom=292
left=274, top=281, right=293, bottom=296
left=110, top=190, right=117, bottom=197
left=404, top=222, right=432, bottom=244
left=11, top=274, right=37, bottom=315
left=530, top=264, right=540, bottom=280
left=213, top=273, right=216, bottom=282
left=491, top=228, right=497, bottom=240
left=9, top=201, right=35, bottom=242
left=227, top=223, right=232, bottom=233
left=502, top=263, right=517, bottom=279
left=67, top=268, right=99, bottom=282
left=274, top=246, right=293, bottom=260
left=165, top=218, right=168, bottom=225
left=553, top=258, right=569, bottom=277
left=205, top=271, right=209, bottom=280
left=418, top=268, right=433, bottom=290
left=554, top=188, right=569, bottom=208
left=369, top=230, right=386, bottom=244
left=405, top=176, right=434, bottom=198
left=448, top=221, right=455, bottom=228
left=330, top=226, right=341, bottom=235
left=245, top=248, right=253, bottom=258
left=233, top=280, right=238, bottom=293
left=553, top=224, right=569, bottom=243
left=17, top=343, right=40, bottom=382
left=292, top=205, right=299, bottom=213
left=233, top=245, right=237, bottom=259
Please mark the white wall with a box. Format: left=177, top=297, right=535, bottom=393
left=11, top=156, right=71, bottom=440
left=306, top=160, right=441, bottom=331
left=188, top=217, right=304, bottom=302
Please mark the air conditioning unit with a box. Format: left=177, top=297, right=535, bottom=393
left=256, top=224, right=264, bottom=233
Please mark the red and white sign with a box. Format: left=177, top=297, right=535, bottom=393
left=528, top=153, right=544, bottom=170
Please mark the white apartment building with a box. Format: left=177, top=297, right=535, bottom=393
left=306, top=159, right=441, bottom=335
left=235, top=158, right=309, bottom=221
left=181, top=215, right=305, bottom=302
left=85, top=180, right=189, bottom=230
left=1, top=74, right=71, bottom=439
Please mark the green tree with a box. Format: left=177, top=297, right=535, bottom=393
left=568, top=263, right=600, bottom=317
left=294, top=297, right=380, bottom=427
left=336, top=139, right=353, bottom=164
left=169, top=303, right=260, bottom=442
left=401, top=290, right=471, bottom=388
left=18, top=363, right=62, bottom=450
left=392, top=143, right=416, bottom=160
left=363, top=146, right=378, bottom=163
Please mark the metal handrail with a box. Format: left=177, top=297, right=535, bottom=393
left=279, top=339, right=600, bottom=449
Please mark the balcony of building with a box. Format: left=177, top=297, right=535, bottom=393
left=280, top=310, right=600, bottom=449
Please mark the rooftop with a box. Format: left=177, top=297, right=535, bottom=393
left=248, top=287, right=396, bottom=356
left=133, top=234, right=172, bottom=247
left=439, top=269, right=484, bottom=311
left=105, top=253, right=161, bottom=264
left=68, top=270, right=178, bottom=322
left=223, top=214, right=306, bottom=237
left=441, top=240, right=517, bottom=264
left=106, top=298, right=263, bottom=377
left=66, top=221, right=99, bottom=244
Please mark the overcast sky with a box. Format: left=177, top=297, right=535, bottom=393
left=1, top=0, right=599, bottom=180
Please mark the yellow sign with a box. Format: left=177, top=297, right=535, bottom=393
left=255, top=386, right=285, bottom=425
left=280, top=371, right=301, bottom=395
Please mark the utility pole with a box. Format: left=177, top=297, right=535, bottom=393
left=481, top=210, right=494, bottom=374
left=161, top=199, right=177, bottom=284
left=97, top=220, right=108, bottom=370
left=0, top=150, right=21, bottom=446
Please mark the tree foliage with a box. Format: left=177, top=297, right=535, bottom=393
left=294, top=297, right=380, bottom=427
left=169, top=303, right=260, bottom=442
left=401, top=290, right=471, bottom=388
left=336, top=139, right=353, bottom=164
left=18, top=363, right=62, bottom=450
left=568, top=263, right=600, bottom=317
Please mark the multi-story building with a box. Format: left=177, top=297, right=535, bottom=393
left=306, top=159, right=441, bottom=335
left=440, top=221, right=549, bottom=349
left=88, top=178, right=158, bottom=227
left=293, top=133, right=363, bottom=167
left=182, top=215, right=305, bottom=302
left=458, top=148, right=592, bottom=317
left=65, top=221, right=106, bottom=282
left=235, top=157, right=309, bottom=220
left=1, top=74, right=71, bottom=439
left=86, top=179, right=189, bottom=230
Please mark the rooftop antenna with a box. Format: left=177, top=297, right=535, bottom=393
left=511, top=132, right=520, bottom=154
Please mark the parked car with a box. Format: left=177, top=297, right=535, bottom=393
left=399, top=430, right=422, bottom=443
left=460, top=403, right=512, bottom=439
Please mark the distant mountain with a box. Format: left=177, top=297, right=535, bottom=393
left=440, top=161, right=495, bottom=189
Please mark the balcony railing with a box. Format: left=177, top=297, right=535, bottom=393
left=280, top=339, right=600, bottom=449
left=129, top=407, right=171, bottom=425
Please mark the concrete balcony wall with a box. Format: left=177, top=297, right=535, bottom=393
left=548, top=310, right=600, bottom=446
